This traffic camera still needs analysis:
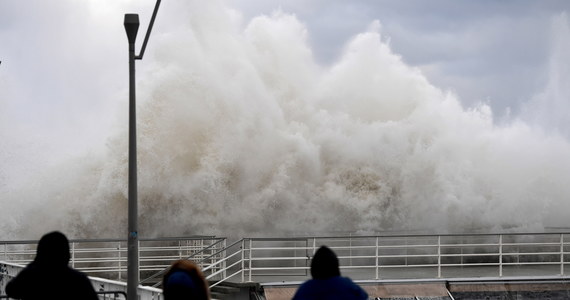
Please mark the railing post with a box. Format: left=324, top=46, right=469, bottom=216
left=118, top=242, right=122, bottom=281
left=405, top=236, right=408, bottom=266
left=437, top=235, right=441, bottom=278
left=349, top=234, right=353, bottom=267
left=499, top=234, right=503, bottom=277
left=223, top=239, right=227, bottom=280
left=375, top=237, right=379, bottom=280
left=248, top=239, right=253, bottom=282
left=312, top=238, right=316, bottom=255
left=560, top=233, right=564, bottom=276
left=305, top=239, right=309, bottom=276
left=460, top=235, right=464, bottom=266
left=71, top=242, right=76, bottom=268
left=241, top=239, right=245, bottom=283
left=138, top=239, right=141, bottom=282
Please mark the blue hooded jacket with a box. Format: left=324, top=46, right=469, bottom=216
left=292, top=246, right=368, bottom=300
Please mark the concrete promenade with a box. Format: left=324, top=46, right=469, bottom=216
left=264, top=282, right=450, bottom=300
left=250, top=265, right=570, bottom=300
left=261, top=278, right=570, bottom=300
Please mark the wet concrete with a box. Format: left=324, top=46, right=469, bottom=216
left=263, top=282, right=450, bottom=300
left=362, top=282, right=449, bottom=298
left=449, top=281, right=570, bottom=300
left=262, top=280, right=570, bottom=300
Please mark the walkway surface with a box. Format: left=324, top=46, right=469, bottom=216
left=262, top=279, right=570, bottom=300
left=264, top=282, right=450, bottom=300
left=265, top=283, right=448, bottom=300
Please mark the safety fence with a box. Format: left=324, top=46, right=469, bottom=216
left=2, top=232, right=570, bottom=292
left=0, top=236, right=226, bottom=284
left=201, top=232, right=570, bottom=287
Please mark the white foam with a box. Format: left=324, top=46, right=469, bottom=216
left=2, top=2, right=570, bottom=239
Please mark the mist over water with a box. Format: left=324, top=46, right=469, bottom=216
left=521, top=13, right=570, bottom=138
left=2, top=4, right=570, bottom=239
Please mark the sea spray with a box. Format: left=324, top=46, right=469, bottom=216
left=521, top=12, right=570, bottom=137
left=2, top=3, right=570, bottom=239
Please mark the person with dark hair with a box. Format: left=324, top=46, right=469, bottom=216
left=163, top=259, right=210, bottom=300
left=5, top=231, right=98, bottom=300
left=292, top=245, right=368, bottom=300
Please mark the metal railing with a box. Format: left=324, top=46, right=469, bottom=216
left=142, top=237, right=227, bottom=287
left=3, top=232, right=570, bottom=290
left=0, top=236, right=225, bottom=283
left=201, top=232, right=570, bottom=286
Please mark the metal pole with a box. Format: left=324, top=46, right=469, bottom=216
left=124, top=13, right=139, bottom=300
left=123, top=3, right=160, bottom=298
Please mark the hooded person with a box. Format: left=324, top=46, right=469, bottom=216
left=5, top=231, right=98, bottom=300
left=162, top=259, right=210, bottom=300
left=292, top=245, right=368, bottom=300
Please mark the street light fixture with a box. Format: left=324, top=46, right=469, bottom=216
left=123, top=1, right=161, bottom=299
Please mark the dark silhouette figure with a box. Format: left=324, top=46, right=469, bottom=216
left=292, top=245, right=368, bottom=300
left=163, top=259, right=210, bottom=300
left=6, top=231, right=98, bottom=300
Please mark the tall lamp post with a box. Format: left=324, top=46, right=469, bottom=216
left=123, top=1, right=161, bottom=299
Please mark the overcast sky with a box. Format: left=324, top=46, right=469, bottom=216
left=1, top=0, right=570, bottom=183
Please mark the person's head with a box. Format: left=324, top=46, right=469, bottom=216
left=34, top=231, right=71, bottom=267
left=310, top=245, right=341, bottom=279
left=163, top=260, right=210, bottom=300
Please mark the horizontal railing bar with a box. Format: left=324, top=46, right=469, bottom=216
left=248, top=232, right=570, bottom=241
left=0, top=236, right=222, bottom=245
left=500, top=252, right=562, bottom=256
left=139, top=245, right=214, bottom=250
left=248, top=243, right=516, bottom=251
left=247, top=243, right=560, bottom=251
left=248, top=256, right=309, bottom=261
left=251, top=266, right=309, bottom=271
left=70, top=245, right=218, bottom=251
left=502, top=242, right=561, bottom=247
left=440, top=244, right=501, bottom=248
left=68, top=255, right=224, bottom=263
left=437, top=253, right=502, bottom=257
left=501, top=262, right=563, bottom=266
left=377, top=254, right=440, bottom=259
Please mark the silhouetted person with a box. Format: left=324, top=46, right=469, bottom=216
left=6, top=231, right=98, bottom=300
left=292, top=245, right=368, bottom=300
left=163, top=259, right=210, bottom=300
